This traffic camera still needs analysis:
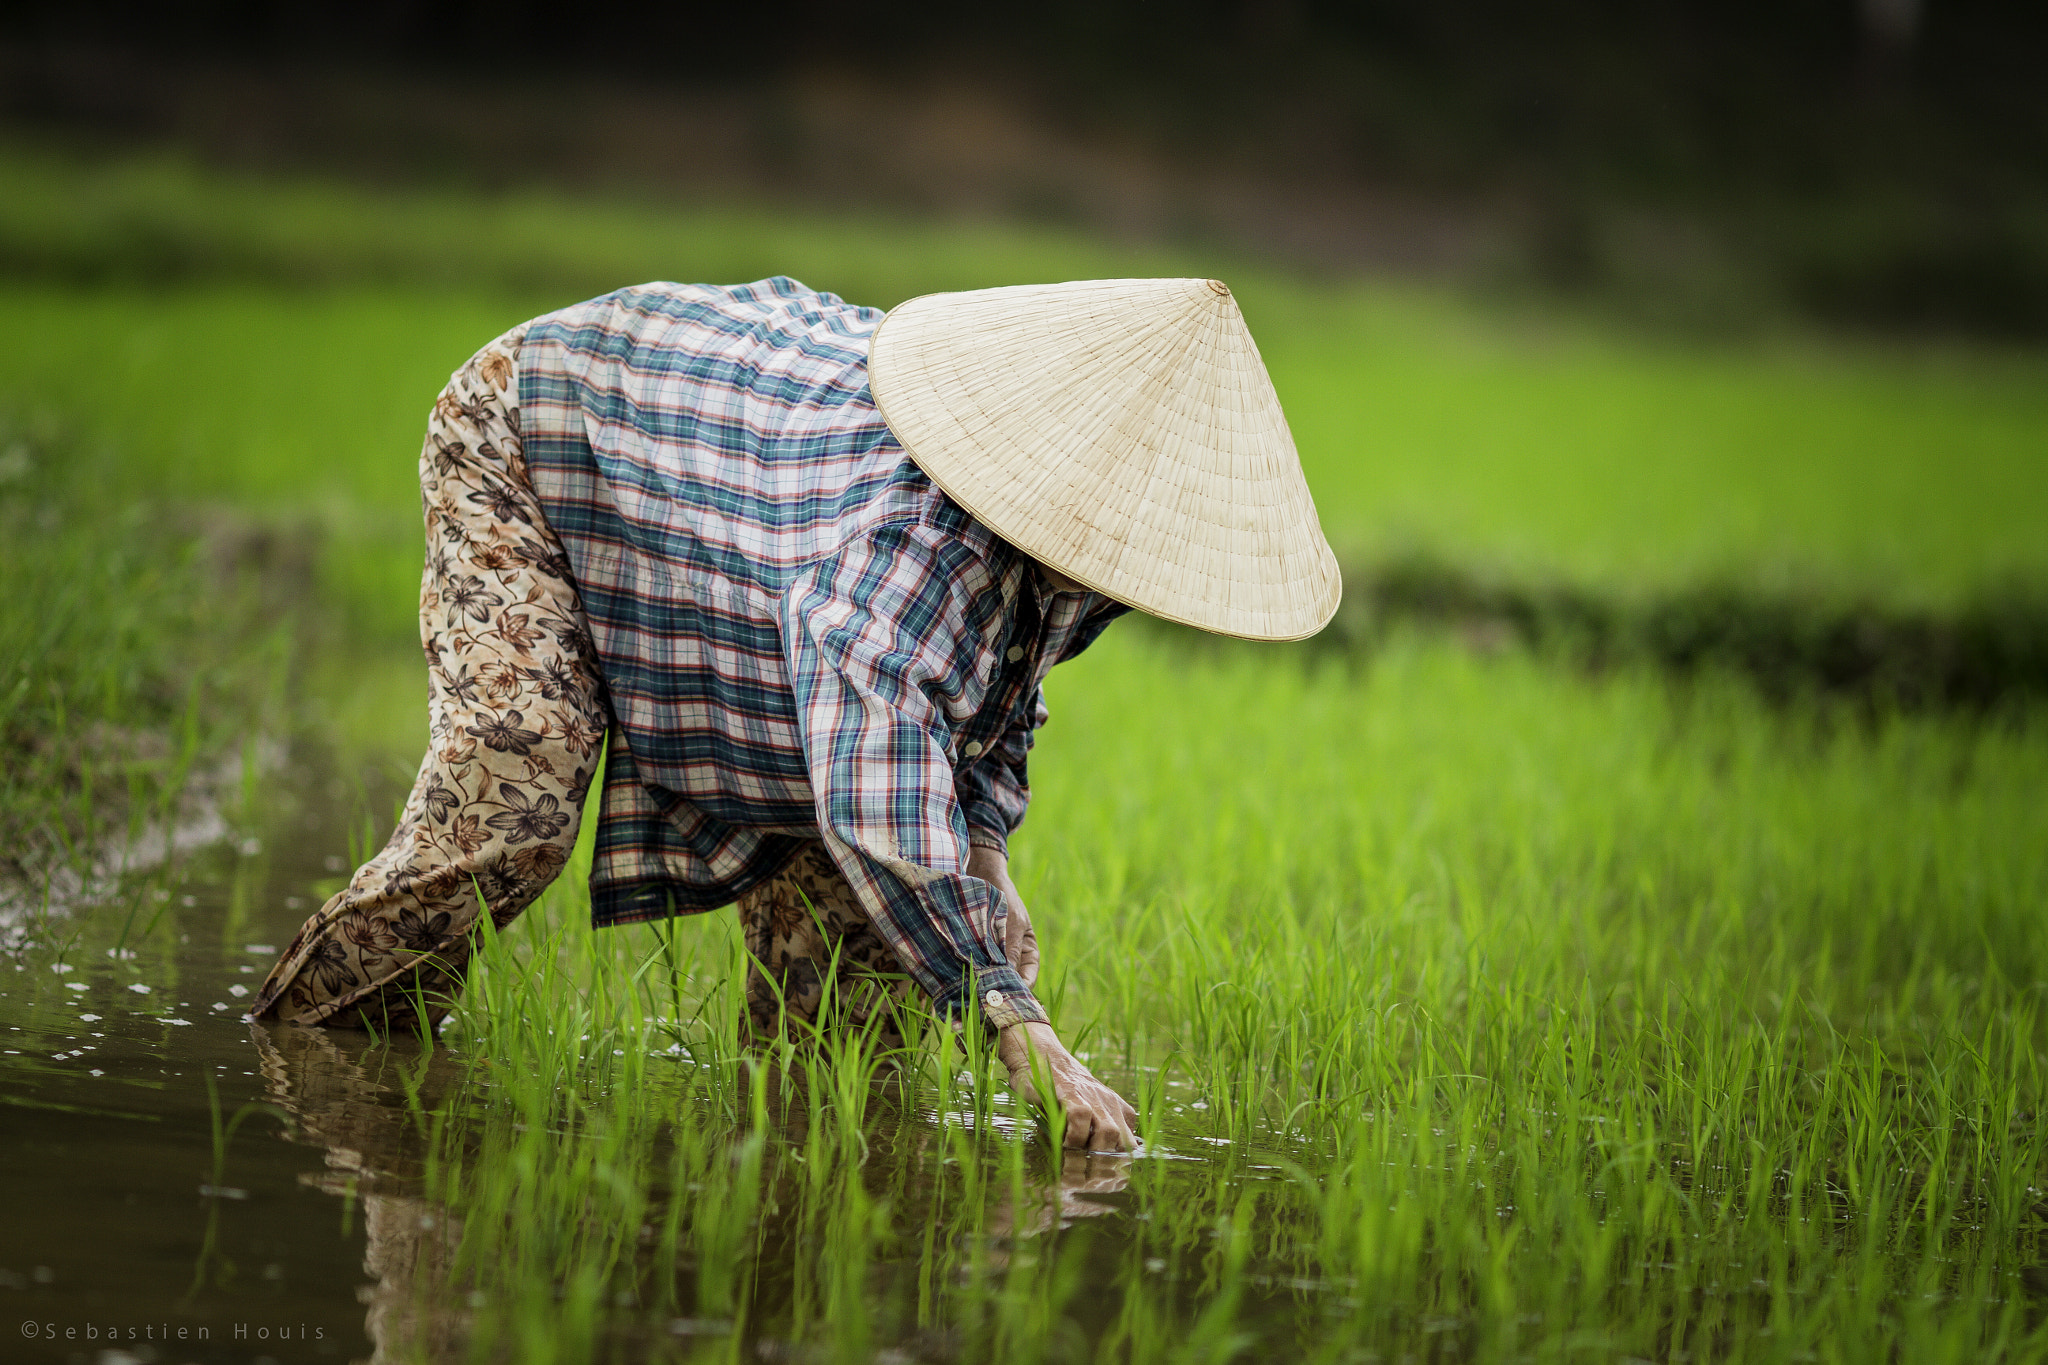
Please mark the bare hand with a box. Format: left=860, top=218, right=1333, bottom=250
left=997, top=1020, right=1139, bottom=1151
left=965, top=844, right=1038, bottom=988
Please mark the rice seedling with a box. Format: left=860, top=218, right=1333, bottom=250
left=309, top=630, right=2048, bottom=1362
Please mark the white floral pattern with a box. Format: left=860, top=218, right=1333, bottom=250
left=254, top=325, right=603, bottom=1031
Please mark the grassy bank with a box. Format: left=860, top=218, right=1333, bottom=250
left=0, top=418, right=290, bottom=908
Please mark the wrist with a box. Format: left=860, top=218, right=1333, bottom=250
left=964, top=838, right=1009, bottom=874
left=997, top=1019, right=1061, bottom=1073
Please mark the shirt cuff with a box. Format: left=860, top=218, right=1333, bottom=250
left=935, top=962, right=1047, bottom=1031
left=965, top=824, right=1009, bottom=855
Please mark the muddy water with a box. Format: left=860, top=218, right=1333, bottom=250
left=0, top=754, right=1274, bottom=1365
left=0, top=756, right=410, bottom=1364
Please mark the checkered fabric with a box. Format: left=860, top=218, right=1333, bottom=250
left=519, top=278, right=1126, bottom=1027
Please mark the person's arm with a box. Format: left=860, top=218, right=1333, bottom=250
left=975, top=589, right=1136, bottom=1147
left=962, top=841, right=1131, bottom=1148
left=965, top=841, right=1036, bottom=986
left=954, top=684, right=1043, bottom=855
left=780, top=525, right=1136, bottom=1148
left=781, top=522, right=1037, bottom=1019
left=956, top=580, right=1127, bottom=855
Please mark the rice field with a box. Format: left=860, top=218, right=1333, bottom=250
left=378, top=630, right=2045, bottom=1363
left=1, top=148, right=2045, bottom=1363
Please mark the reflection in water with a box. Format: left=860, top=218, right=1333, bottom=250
left=246, top=1020, right=1134, bottom=1362
left=249, top=1022, right=468, bottom=1363
left=995, top=1150, right=1131, bottom=1242
left=1053, top=1152, right=1131, bottom=1223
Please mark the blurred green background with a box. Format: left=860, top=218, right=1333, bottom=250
left=4, top=2, right=2046, bottom=840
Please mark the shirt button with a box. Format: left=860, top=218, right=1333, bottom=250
left=1006, top=645, right=1025, bottom=662
left=963, top=740, right=984, bottom=757
left=985, top=989, right=1004, bottom=1009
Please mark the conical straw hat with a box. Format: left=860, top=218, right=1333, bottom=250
left=867, top=277, right=1342, bottom=641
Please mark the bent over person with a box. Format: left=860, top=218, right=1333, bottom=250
left=253, top=275, right=1342, bottom=1150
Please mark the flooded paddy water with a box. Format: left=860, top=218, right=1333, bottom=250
left=2, top=755, right=396, bottom=1361
left=0, top=744, right=1324, bottom=1365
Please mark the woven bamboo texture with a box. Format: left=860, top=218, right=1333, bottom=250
left=868, top=277, right=1342, bottom=641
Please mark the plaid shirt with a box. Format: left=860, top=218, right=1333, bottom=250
left=518, top=278, right=1126, bottom=1028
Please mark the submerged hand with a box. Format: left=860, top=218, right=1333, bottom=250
left=963, top=848, right=1119, bottom=1146
left=997, top=1020, right=1139, bottom=1152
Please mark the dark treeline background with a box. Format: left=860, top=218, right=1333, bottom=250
left=3, top=0, right=2044, bottom=335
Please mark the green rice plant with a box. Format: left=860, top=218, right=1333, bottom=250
left=327, top=630, right=2048, bottom=1363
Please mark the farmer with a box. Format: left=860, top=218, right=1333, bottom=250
left=253, top=275, right=1340, bottom=1150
